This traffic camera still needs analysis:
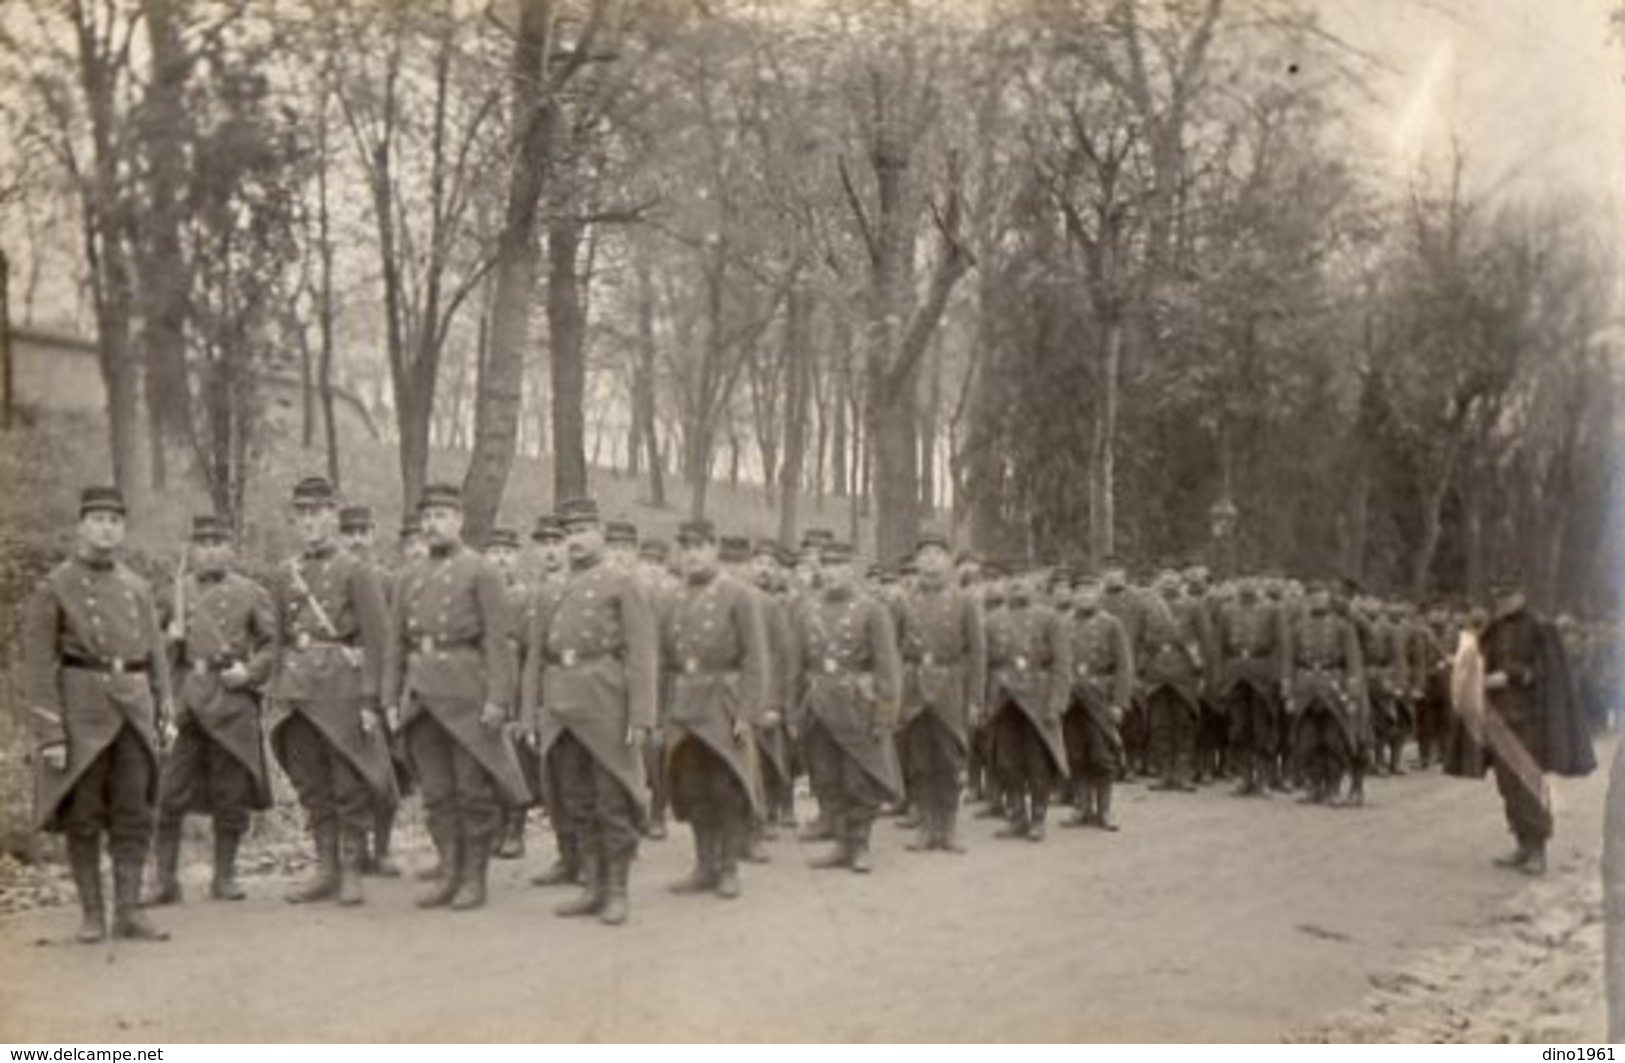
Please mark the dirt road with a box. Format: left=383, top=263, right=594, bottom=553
left=1, top=743, right=1614, bottom=1043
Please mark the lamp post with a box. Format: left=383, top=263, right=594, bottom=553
left=1209, top=495, right=1238, bottom=578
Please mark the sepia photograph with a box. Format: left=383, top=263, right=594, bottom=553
left=0, top=0, right=1621, bottom=1046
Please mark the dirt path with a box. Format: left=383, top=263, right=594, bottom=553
left=1, top=742, right=1614, bottom=1043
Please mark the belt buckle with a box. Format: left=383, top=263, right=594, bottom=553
left=419, top=635, right=435, bottom=655
left=921, top=652, right=935, bottom=667
left=109, top=659, right=127, bottom=675
left=295, top=632, right=312, bottom=650
left=562, top=649, right=577, bottom=668
left=1014, top=655, right=1028, bottom=671
left=822, top=658, right=837, bottom=675
left=1076, top=664, right=1088, bottom=679
left=683, top=658, right=698, bottom=676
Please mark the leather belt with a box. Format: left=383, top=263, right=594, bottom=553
left=62, top=654, right=149, bottom=676
left=547, top=647, right=622, bottom=668
left=188, top=657, right=244, bottom=676
left=411, top=635, right=481, bottom=655
left=291, top=632, right=358, bottom=651
left=905, top=652, right=960, bottom=667
left=676, top=662, right=739, bottom=678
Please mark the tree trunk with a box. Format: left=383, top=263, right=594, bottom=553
left=549, top=215, right=588, bottom=503
left=919, top=341, right=940, bottom=514
left=1091, top=313, right=1123, bottom=565
left=464, top=0, right=554, bottom=538
left=137, top=0, right=195, bottom=492
left=316, top=103, right=341, bottom=486
left=777, top=281, right=809, bottom=548
left=1607, top=735, right=1625, bottom=1041
left=634, top=255, right=664, bottom=506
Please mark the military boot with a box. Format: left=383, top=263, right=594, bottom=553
left=848, top=819, right=874, bottom=874
left=370, top=806, right=402, bottom=878
left=809, top=814, right=853, bottom=869
left=1026, top=801, right=1047, bottom=842
left=1493, top=840, right=1534, bottom=870
left=336, top=828, right=366, bottom=906
left=1095, top=779, right=1120, bottom=832
left=67, top=836, right=106, bottom=944
left=210, top=828, right=247, bottom=901
left=494, top=809, right=526, bottom=860
left=450, top=833, right=491, bottom=911
left=995, top=797, right=1030, bottom=839
left=285, top=822, right=339, bottom=904
left=670, top=822, right=719, bottom=894
left=530, top=833, right=582, bottom=888
left=714, top=820, right=742, bottom=899
left=598, top=848, right=631, bottom=926
left=111, top=855, right=169, bottom=942
left=143, top=821, right=183, bottom=907
left=906, top=803, right=936, bottom=851
left=417, top=832, right=463, bottom=908
left=555, top=848, right=606, bottom=918
left=938, top=802, right=967, bottom=853
left=1520, top=841, right=1547, bottom=876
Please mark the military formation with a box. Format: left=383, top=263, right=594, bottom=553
left=24, top=481, right=1616, bottom=942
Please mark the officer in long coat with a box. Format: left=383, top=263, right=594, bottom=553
left=522, top=498, right=658, bottom=926
left=749, top=540, right=798, bottom=833
left=787, top=541, right=902, bottom=872
left=1445, top=572, right=1595, bottom=875
left=1142, top=570, right=1206, bottom=792
left=984, top=569, right=1072, bottom=840
left=484, top=526, right=539, bottom=860
left=267, top=476, right=395, bottom=907
left=520, top=514, right=582, bottom=888
left=26, top=486, right=173, bottom=943
left=382, top=486, right=525, bottom=910
left=661, top=521, right=769, bottom=898
left=146, top=515, right=275, bottom=906
left=338, top=503, right=407, bottom=879
left=1062, top=578, right=1133, bottom=830
left=1215, top=577, right=1284, bottom=796
left=1283, top=580, right=1365, bottom=806
left=895, top=531, right=985, bottom=852
left=1100, top=557, right=1152, bottom=779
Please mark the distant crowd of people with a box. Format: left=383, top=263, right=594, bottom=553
left=23, top=479, right=1608, bottom=943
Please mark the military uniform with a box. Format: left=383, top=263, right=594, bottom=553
left=1446, top=592, right=1595, bottom=872
left=787, top=552, right=903, bottom=871
left=1365, top=610, right=1413, bottom=775
left=662, top=523, right=769, bottom=897
left=1063, top=593, right=1132, bottom=830
left=1215, top=586, right=1283, bottom=795
left=525, top=500, right=658, bottom=925
left=967, top=582, right=1005, bottom=810
left=26, top=488, right=173, bottom=942
left=148, top=517, right=275, bottom=905
left=895, top=550, right=986, bottom=852
left=1101, top=573, right=1154, bottom=777
left=267, top=478, right=395, bottom=905
left=383, top=494, right=527, bottom=910
left=751, top=551, right=798, bottom=829
left=984, top=584, right=1071, bottom=838
left=1142, top=578, right=1206, bottom=791
left=1284, top=596, right=1364, bottom=805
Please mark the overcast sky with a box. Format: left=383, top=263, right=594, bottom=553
left=1320, top=0, right=1625, bottom=217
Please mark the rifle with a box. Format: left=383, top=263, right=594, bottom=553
left=286, top=557, right=361, bottom=669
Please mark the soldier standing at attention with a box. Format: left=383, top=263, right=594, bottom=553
left=521, top=515, right=582, bottom=888
left=267, top=476, right=395, bottom=907
left=1142, top=569, right=1206, bottom=792
left=482, top=526, right=539, bottom=860
left=337, top=503, right=406, bottom=880
left=662, top=521, right=769, bottom=898
left=1062, top=578, right=1133, bottom=831
left=788, top=542, right=903, bottom=872
left=383, top=487, right=527, bottom=910
left=1284, top=580, right=1365, bottom=806
left=26, top=487, right=173, bottom=943
left=984, top=569, right=1072, bottom=840
left=145, top=515, right=275, bottom=906
left=895, top=531, right=985, bottom=853
left=523, top=499, right=658, bottom=925
left=749, top=539, right=798, bottom=835
left=1215, top=576, right=1284, bottom=797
